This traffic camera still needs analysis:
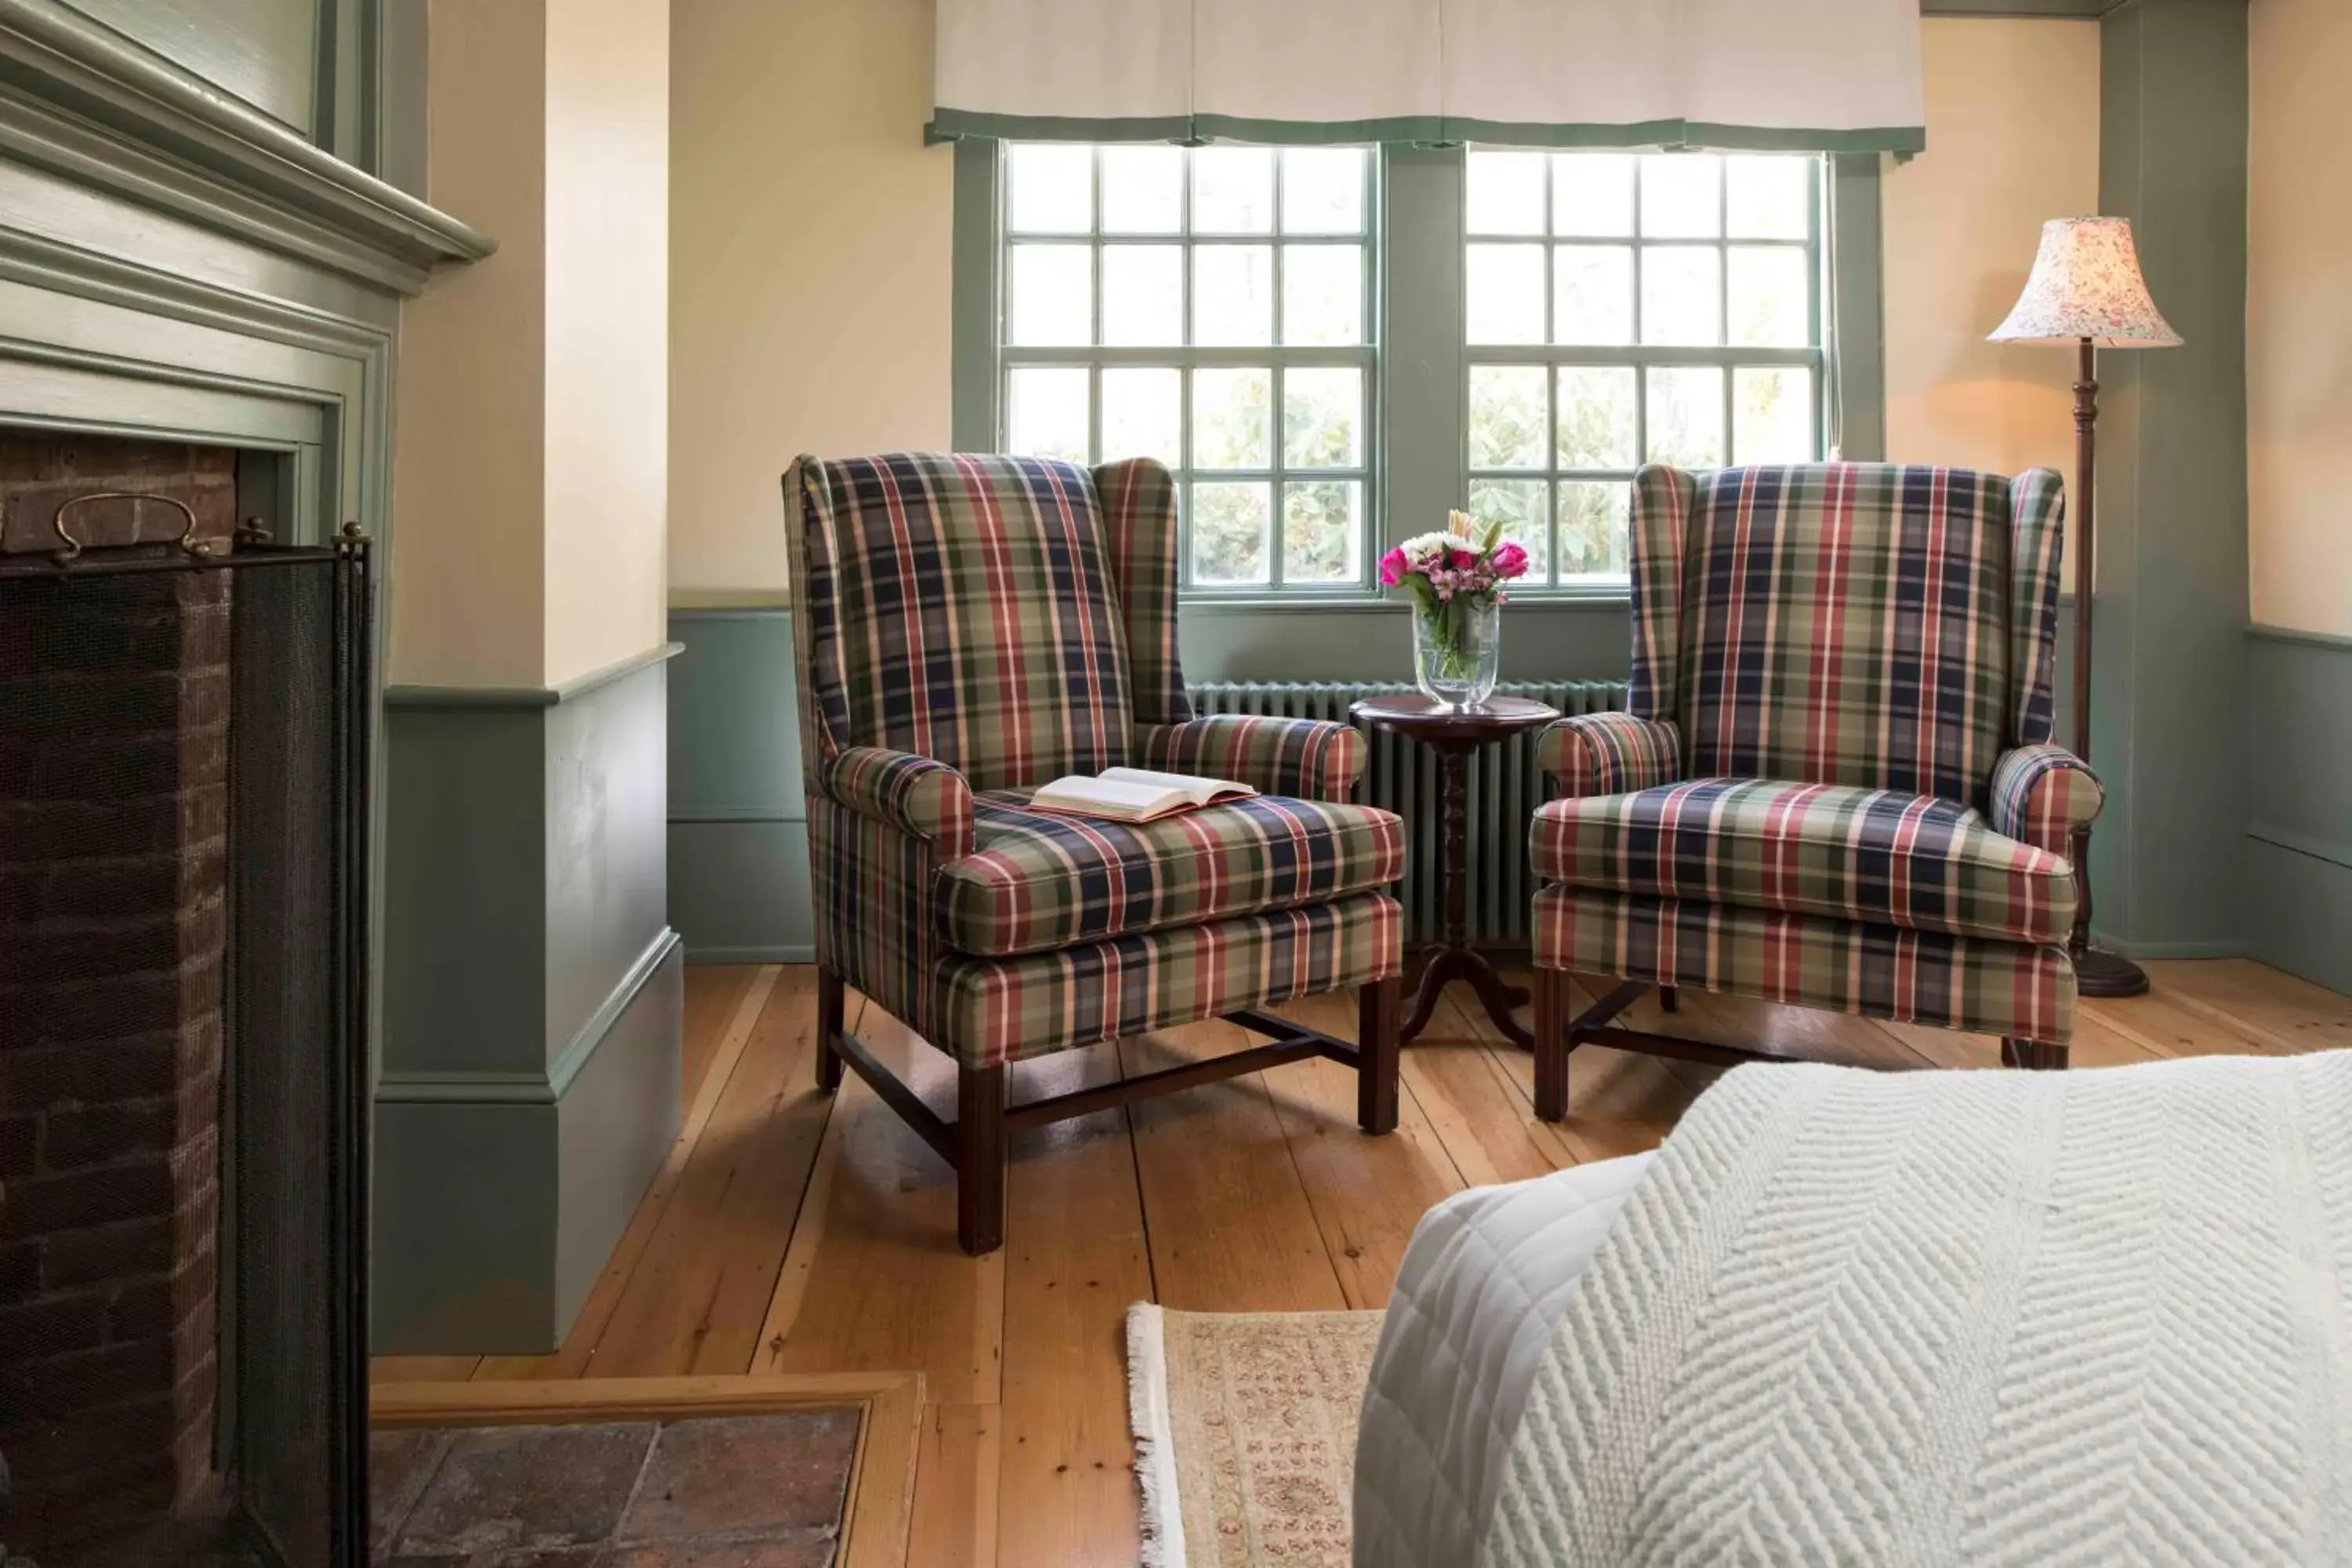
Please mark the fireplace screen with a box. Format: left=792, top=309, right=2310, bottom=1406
left=0, top=536, right=372, bottom=1567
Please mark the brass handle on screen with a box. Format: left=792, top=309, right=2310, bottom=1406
left=50, top=490, right=213, bottom=566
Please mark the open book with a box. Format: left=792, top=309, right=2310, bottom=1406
left=1026, top=766, right=1256, bottom=823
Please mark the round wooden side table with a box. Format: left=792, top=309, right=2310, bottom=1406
left=1351, top=692, right=1560, bottom=1048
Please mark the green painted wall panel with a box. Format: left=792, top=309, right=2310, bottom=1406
left=63, top=0, right=321, bottom=136
left=2246, top=632, right=2352, bottom=994
left=668, top=609, right=803, bottom=820
left=670, top=819, right=815, bottom=964
left=372, top=1098, right=556, bottom=1352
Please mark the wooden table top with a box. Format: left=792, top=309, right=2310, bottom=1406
left=1348, top=692, right=1560, bottom=744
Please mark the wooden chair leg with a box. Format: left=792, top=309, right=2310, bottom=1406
left=956, top=1062, right=1007, bottom=1256
left=1534, top=967, right=1571, bottom=1123
left=2002, top=1036, right=2070, bottom=1071
left=815, top=965, right=846, bottom=1093
left=1357, top=975, right=1401, bottom=1135
left=1659, top=984, right=1679, bottom=1014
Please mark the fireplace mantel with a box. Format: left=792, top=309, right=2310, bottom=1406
left=0, top=0, right=488, bottom=293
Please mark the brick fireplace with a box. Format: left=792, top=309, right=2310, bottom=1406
left=0, top=435, right=241, bottom=1556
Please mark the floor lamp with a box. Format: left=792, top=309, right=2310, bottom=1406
left=1990, top=216, right=2180, bottom=997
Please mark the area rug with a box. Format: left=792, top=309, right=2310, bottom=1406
left=1126, top=1302, right=1386, bottom=1568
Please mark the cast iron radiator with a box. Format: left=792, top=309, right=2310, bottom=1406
left=1185, top=680, right=1630, bottom=946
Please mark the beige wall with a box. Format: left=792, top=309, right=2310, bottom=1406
left=667, top=0, right=953, bottom=601
left=2249, top=0, right=2352, bottom=639
left=1883, top=17, right=2102, bottom=502
left=392, top=0, right=672, bottom=688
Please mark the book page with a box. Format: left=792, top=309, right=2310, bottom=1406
left=1098, top=765, right=1254, bottom=804
left=1028, top=775, right=1183, bottom=819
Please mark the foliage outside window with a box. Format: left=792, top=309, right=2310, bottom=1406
left=996, top=143, right=1377, bottom=591
left=1463, top=150, right=1828, bottom=589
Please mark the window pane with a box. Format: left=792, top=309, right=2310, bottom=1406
left=1192, top=367, right=1272, bottom=468
left=1192, top=147, right=1274, bottom=232
left=1008, top=244, right=1093, bottom=346
left=1552, top=154, right=1635, bottom=238
left=1728, top=247, right=1809, bottom=347
left=1556, top=366, right=1638, bottom=469
left=1467, top=150, right=1547, bottom=234
left=1468, top=365, right=1548, bottom=469
left=1102, top=245, right=1183, bottom=345
left=1639, top=154, right=1721, bottom=238
left=1640, top=245, right=1721, bottom=346
left=1726, top=155, right=1810, bottom=240
left=1646, top=366, right=1725, bottom=467
left=1282, top=147, right=1366, bottom=234
left=1101, top=145, right=1183, bottom=233
left=1191, top=481, right=1271, bottom=583
left=1192, top=245, right=1273, bottom=345
left=1553, top=246, right=1633, bottom=345
left=1005, top=366, right=1090, bottom=462
left=1007, top=143, right=1093, bottom=233
left=1468, top=478, right=1550, bottom=583
left=1102, top=366, right=1181, bottom=465
left=1466, top=243, right=1545, bottom=344
left=1557, top=481, right=1632, bottom=578
left=1283, top=481, right=1362, bottom=583
left=1734, top=367, right=1815, bottom=464
left=1283, top=366, right=1362, bottom=467
left=1283, top=244, right=1363, bottom=346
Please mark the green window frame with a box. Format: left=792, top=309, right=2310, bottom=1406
left=952, top=141, right=1886, bottom=608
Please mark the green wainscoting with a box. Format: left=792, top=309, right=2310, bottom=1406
left=2246, top=626, right=2352, bottom=995
left=375, top=651, right=684, bottom=1353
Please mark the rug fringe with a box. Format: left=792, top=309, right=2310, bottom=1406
left=1127, top=1301, right=1188, bottom=1568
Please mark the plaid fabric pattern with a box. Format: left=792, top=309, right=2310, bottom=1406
left=1990, top=742, right=2104, bottom=862
left=791, top=452, right=1133, bottom=792
left=1537, top=713, right=1683, bottom=800
left=2005, top=469, right=2067, bottom=746
left=1657, top=463, right=2058, bottom=808
left=1535, top=885, right=2074, bottom=1044
left=823, top=745, right=975, bottom=859
left=1096, top=457, right=1191, bottom=725
left=940, top=791, right=1403, bottom=957
left=1627, top=466, right=1693, bottom=722
left=1135, top=714, right=1367, bottom=800
left=1533, top=779, right=2076, bottom=945
left=935, top=892, right=1403, bottom=1065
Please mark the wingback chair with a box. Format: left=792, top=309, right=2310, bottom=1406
left=782, top=452, right=1406, bottom=1254
left=1528, top=463, right=2104, bottom=1117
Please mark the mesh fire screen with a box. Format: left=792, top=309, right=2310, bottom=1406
left=0, top=540, right=372, bottom=1567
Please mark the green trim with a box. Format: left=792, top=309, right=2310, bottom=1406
left=383, top=642, right=684, bottom=709
left=1829, top=154, right=1887, bottom=462
left=376, top=927, right=683, bottom=1105
left=951, top=136, right=1000, bottom=452
left=2251, top=822, right=2352, bottom=874
left=927, top=107, right=1924, bottom=155
left=688, top=945, right=817, bottom=965
left=2250, top=622, right=2352, bottom=653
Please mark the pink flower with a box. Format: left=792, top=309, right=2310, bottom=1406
left=1378, top=546, right=1408, bottom=586
left=1491, top=541, right=1530, bottom=579
left=1450, top=549, right=1479, bottom=571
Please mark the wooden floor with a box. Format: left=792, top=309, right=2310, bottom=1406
left=374, top=958, right=2352, bottom=1565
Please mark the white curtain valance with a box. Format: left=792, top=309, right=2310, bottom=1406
left=930, top=0, right=1925, bottom=154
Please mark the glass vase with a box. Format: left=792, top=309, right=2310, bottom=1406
left=1414, top=596, right=1501, bottom=710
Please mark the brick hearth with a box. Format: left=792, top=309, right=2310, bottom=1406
left=0, top=434, right=238, bottom=1554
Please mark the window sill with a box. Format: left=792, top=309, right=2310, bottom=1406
left=1178, top=589, right=1635, bottom=612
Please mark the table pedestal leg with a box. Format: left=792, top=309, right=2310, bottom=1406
left=1399, top=746, right=1534, bottom=1049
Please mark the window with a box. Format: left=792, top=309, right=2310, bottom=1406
left=996, top=143, right=1377, bottom=591
left=1462, top=150, right=1827, bottom=588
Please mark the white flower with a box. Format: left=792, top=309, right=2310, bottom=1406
left=1401, top=532, right=1457, bottom=569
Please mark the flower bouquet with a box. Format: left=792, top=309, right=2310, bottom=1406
left=1378, top=510, right=1531, bottom=710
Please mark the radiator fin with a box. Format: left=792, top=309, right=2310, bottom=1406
left=1187, top=680, right=1630, bottom=946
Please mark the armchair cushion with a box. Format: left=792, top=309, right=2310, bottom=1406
left=938, top=792, right=1405, bottom=957
left=1533, top=778, right=2077, bottom=945
left=1990, top=742, right=2103, bottom=861
left=1134, top=714, right=1366, bottom=801
left=822, top=746, right=975, bottom=861
left=1537, top=713, right=1682, bottom=799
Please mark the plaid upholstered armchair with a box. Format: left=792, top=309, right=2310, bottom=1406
left=783, top=452, right=1406, bottom=1254
left=1528, top=463, right=2103, bottom=1116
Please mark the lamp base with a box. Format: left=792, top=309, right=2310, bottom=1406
left=2072, top=944, right=2151, bottom=999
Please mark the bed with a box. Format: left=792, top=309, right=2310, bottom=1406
left=1352, top=1152, right=1653, bottom=1568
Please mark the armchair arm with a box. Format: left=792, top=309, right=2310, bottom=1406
left=1537, top=713, right=1682, bottom=798
left=822, top=746, right=975, bottom=862
left=1989, top=742, right=2103, bottom=861
left=1134, top=715, right=1366, bottom=802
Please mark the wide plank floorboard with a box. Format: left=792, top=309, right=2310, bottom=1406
left=372, top=959, right=2345, bottom=1566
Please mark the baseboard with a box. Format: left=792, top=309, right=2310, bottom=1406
left=688, top=943, right=817, bottom=965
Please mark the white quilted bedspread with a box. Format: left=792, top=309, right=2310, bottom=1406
left=1485, top=1051, right=2352, bottom=1567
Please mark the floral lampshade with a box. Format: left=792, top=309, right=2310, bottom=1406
left=1988, top=216, right=2183, bottom=349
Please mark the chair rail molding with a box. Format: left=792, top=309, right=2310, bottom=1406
left=0, top=0, right=490, bottom=294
